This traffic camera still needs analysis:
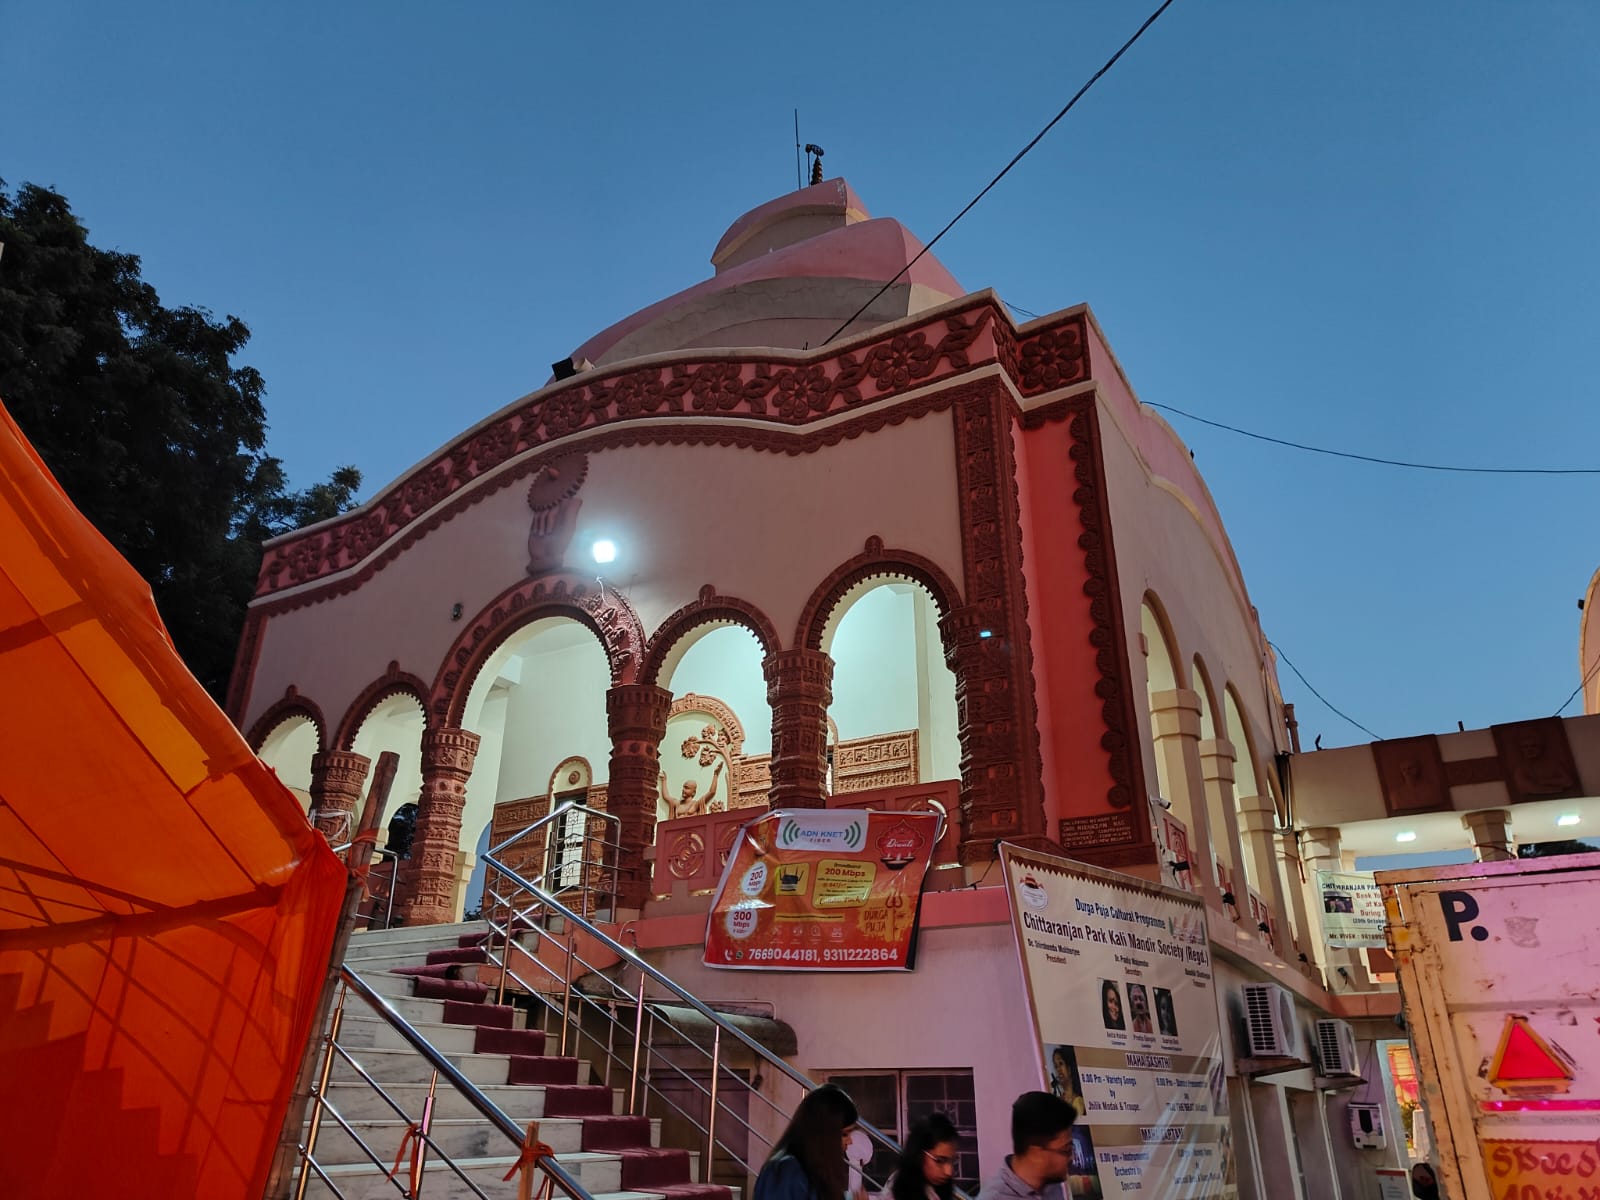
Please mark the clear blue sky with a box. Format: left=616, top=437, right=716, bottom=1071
left=7, top=2, right=1597, bottom=746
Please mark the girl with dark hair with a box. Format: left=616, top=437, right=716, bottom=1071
left=755, top=1083, right=861, bottom=1200
left=1100, top=980, right=1125, bottom=1031
left=887, top=1113, right=960, bottom=1200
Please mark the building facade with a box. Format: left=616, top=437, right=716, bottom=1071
left=235, top=179, right=1434, bottom=1199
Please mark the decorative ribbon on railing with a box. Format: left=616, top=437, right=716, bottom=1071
left=388, top=1120, right=426, bottom=1182
left=504, top=1121, right=557, bottom=1200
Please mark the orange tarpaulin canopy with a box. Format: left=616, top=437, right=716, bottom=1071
left=0, top=401, right=346, bottom=1199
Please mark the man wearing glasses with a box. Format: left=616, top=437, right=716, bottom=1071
left=976, top=1092, right=1079, bottom=1200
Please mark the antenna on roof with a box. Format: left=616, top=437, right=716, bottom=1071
left=794, top=111, right=803, bottom=190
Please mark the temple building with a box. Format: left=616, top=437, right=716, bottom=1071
left=233, top=177, right=1468, bottom=1198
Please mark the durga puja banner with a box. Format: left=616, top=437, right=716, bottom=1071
left=703, top=809, right=940, bottom=971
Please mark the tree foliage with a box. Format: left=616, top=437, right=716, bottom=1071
left=0, top=179, right=360, bottom=701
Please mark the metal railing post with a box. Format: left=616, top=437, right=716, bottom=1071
left=629, top=972, right=648, bottom=1113
left=559, top=932, right=576, bottom=1056
left=410, top=1070, right=438, bottom=1196
left=292, top=982, right=347, bottom=1200
left=705, top=1027, right=721, bottom=1185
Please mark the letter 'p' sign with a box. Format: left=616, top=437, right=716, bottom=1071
left=1439, top=890, right=1488, bottom=942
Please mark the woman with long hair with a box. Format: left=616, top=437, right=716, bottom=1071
left=755, top=1083, right=861, bottom=1200
left=888, top=1113, right=960, bottom=1200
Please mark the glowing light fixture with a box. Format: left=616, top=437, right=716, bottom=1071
left=1395, top=831, right=1417, bottom=843
left=592, top=539, right=617, bottom=565
left=979, top=629, right=994, bottom=639
left=1558, top=813, right=1581, bottom=827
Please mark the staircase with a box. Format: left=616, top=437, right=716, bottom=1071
left=299, top=921, right=735, bottom=1200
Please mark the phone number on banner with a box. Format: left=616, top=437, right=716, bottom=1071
left=743, top=947, right=901, bottom=964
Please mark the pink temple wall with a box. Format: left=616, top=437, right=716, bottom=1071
left=241, top=408, right=966, bottom=736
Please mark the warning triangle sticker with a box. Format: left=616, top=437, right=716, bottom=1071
left=1488, top=1015, right=1574, bottom=1095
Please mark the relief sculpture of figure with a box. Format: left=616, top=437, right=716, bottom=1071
left=659, top=761, right=724, bottom=820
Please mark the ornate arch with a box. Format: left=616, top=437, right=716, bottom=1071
left=642, top=585, right=783, bottom=686
left=668, top=691, right=748, bottom=748
left=245, top=686, right=328, bottom=753
left=430, top=571, right=646, bottom=727
left=336, top=661, right=432, bottom=751
left=795, top=536, right=964, bottom=651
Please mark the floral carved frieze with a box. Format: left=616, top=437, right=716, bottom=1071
left=253, top=301, right=1090, bottom=599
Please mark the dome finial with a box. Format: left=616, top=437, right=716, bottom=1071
left=804, top=143, right=825, bottom=186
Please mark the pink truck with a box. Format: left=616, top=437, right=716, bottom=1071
left=1378, top=852, right=1600, bottom=1200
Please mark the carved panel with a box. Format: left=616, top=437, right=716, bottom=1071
left=823, top=779, right=961, bottom=866
left=525, top=451, right=588, bottom=575
left=651, top=808, right=755, bottom=897
left=1491, top=717, right=1582, bottom=804
left=1372, top=735, right=1450, bottom=817
left=832, top=730, right=919, bottom=794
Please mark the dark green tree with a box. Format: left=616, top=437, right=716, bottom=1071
left=0, top=179, right=360, bottom=702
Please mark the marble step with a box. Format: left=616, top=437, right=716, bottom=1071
left=331, top=1045, right=513, bottom=1087
left=347, top=920, right=490, bottom=950
left=299, top=1156, right=661, bottom=1200
left=305, top=1118, right=629, bottom=1188
left=315, top=1089, right=654, bottom=1141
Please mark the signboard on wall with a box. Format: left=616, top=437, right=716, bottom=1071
left=1001, top=844, right=1234, bottom=1199
left=702, top=809, right=939, bottom=971
left=1315, top=870, right=1386, bottom=948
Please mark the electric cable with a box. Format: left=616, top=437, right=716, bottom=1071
left=1150, top=401, right=1600, bottom=477
left=1555, top=654, right=1600, bottom=716
left=1268, top=641, right=1383, bottom=743
left=819, top=0, right=1178, bottom=346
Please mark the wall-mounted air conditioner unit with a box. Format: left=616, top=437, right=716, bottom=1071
left=1315, top=1018, right=1362, bottom=1079
left=1242, top=982, right=1300, bottom=1058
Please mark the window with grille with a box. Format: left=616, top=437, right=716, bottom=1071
left=822, top=1070, right=980, bottom=1195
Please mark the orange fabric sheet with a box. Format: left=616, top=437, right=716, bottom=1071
left=0, top=401, right=346, bottom=1199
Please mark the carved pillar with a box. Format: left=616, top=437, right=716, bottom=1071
left=1462, top=808, right=1515, bottom=862
left=950, top=391, right=1047, bottom=861
left=763, top=649, right=834, bottom=810
left=941, top=605, right=1028, bottom=862
left=607, top=682, right=673, bottom=910
left=1150, top=689, right=1218, bottom=907
left=308, top=750, right=371, bottom=843
left=397, top=727, right=479, bottom=926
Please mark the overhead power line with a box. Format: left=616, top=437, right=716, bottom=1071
left=1150, top=401, right=1600, bottom=477
left=820, top=0, right=1178, bottom=346
left=1269, top=641, right=1383, bottom=743
left=1555, top=656, right=1600, bottom=716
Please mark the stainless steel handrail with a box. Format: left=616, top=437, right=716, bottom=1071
left=474, top=889, right=787, bottom=1184
left=329, top=966, right=597, bottom=1200
left=480, top=852, right=909, bottom=1162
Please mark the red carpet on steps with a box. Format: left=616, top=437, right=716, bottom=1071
left=390, top=930, right=732, bottom=1200
left=475, top=1024, right=546, bottom=1053
left=619, top=1147, right=691, bottom=1188
left=411, top=977, right=490, bottom=1003
left=580, top=1115, right=652, bottom=1151
left=425, top=946, right=490, bottom=966
left=505, top=1053, right=581, bottom=1084
left=443, top=998, right=515, bottom=1028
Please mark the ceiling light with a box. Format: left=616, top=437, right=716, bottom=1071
left=1395, top=831, right=1417, bottom=843
left=1558, top=813, right=1581, bottom=827
left=592, top=539, right=617, bottom=564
